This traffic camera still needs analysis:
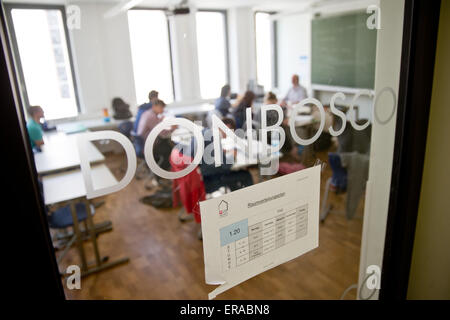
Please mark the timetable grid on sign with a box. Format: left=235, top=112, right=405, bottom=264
left=221, top=204, right=308, bottom=272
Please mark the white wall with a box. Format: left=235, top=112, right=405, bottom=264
left=408, top=0, right=450, bottom=299
left=276, top=13, right=311, bottom=98
left=168, top=10, right=201, bottom=102
left=69, top=2, right=137, bottom=119
left=228, top=7, right=256, bottom=94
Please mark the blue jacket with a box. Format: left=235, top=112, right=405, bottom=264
left=133, top=102, right=152, bottom=132
left=215, top=97, right=231, bottom=117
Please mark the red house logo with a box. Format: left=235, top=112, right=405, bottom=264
left=218, top=200, right=229, bottom=217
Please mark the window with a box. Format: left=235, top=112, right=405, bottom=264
left=128, top=9, right=174, bottom=104
left=8, top=7, right=79, bottom=120
left=195, top=11, right=228, bottom=99
left=255, top=12, right=276, bottom=91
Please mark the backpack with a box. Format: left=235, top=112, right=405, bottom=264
left=112, top=97, right=132, bottom=120
left=139, top=189, right=173, bottom=209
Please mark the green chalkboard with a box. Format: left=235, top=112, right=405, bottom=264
left=311, top=12, right=377, bottom=89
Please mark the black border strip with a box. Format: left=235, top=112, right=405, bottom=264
left=380, top=0, right=441, bottom=300
left=0, top=4, right=65, bottom=299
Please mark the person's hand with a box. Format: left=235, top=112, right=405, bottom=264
left=280, top=100, right=287, bottom=107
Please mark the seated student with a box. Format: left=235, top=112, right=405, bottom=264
left=133, top=90, right=158, bottom=133
left=232, top=90, right=255, bottom=130
left=260, top=92, right=293, bottom=155
left=137, top=99, right=169, bottom=140
left=26, top=106, right=45, bottom=151
left=215, top=84, right=231, bottom=117
left=137, top=99, right=175, bottom=173
left=187, top=117, right=253, bottom=193
left=263, top=91, right=281, bottom=126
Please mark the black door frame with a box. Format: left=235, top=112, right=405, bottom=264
left=380, top=0, right=441, bottom=300
left=0, top=4, right=64, bottom=299
left=0, top=0, right=441, bottom=300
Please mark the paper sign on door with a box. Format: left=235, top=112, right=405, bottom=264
left=200, top=165, right=321, bottom=299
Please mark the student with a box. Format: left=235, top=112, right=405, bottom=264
left=189, top=117, right=253, bottom=193
left=281, top=74, right=307, bottom=107
left=137, top=99, right=169, bottom=140
left=133, top=90, right=158, bottom=133
left=264, top=91, right=278, bottom=105
left=26, top=106, right=45, bottom=150
left=215, top=84, right=231, bottom=117
left=232, top=90, right=255, bottom=130
left=261, top=92, right=293, bottom=154
left=137, top=99, right=175, bottom=172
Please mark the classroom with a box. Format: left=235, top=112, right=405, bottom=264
left=1, top=0, right=449, bottom=302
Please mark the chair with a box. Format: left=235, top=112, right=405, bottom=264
left=47, top=202, right=95, bottom=267
left=205, top=109, right=222, bottom=129
left=118, top=121, right=134, bottom=172
left=38, top=178, right=112, bottom=272
left=118, top=120, right=133, bottom=139
left=320, top=153, right=347, bottom=222
left=130, top=130, right=152, bottom=180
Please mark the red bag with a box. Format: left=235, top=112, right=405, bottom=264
left=170, top=149, right=206, bottom=223
left=278, top=162, right=306, bottom=175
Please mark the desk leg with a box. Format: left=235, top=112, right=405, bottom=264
left=69, top=202, right=88, bottom=272
left=84, top=199, right=102, bottom=266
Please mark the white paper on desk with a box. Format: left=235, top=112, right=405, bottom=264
left=200, top=165, right=321, bottom=299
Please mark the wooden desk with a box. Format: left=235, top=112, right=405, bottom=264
left=34, top=131, right=105, bottom=175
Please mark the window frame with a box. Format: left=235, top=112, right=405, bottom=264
left=254, top=10, right=278, bottom=89
left=196, top=8, right=230, bottom=97
left=4, top=3, right=82, bottom=117
left=128, top=6, right=176, bottom=102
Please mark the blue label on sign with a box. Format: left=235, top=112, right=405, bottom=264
left=220, top=219, right=249, bottom=246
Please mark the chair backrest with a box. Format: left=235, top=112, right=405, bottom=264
left=131, top=131, right=145, bottom=158
left=352, top=120, right=371, bottom=154
left=335, top=119, right=371, bottom=155
left=328, top=152, right=347, bottom=191
left=205, top=109, right=222, bottom=129
left=118, top=120, right=133, bottom=139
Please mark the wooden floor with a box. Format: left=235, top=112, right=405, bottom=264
left=62, top=147, right=364, bottom=300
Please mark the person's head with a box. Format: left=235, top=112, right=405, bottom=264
left=152, top=99, right=166, bottom=114
left=240, top=90, right=255, bottom=108
left=29, top=106, right=44, bottom=121
left=219, top=117, right=236, bottom=138
left=220, top=84, right=231, bottom=98
left=265, top=91, right=278, bottom=104
left=292, top=74, right=300, bottom=86
left=148, top=90, right=159, bottom=103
